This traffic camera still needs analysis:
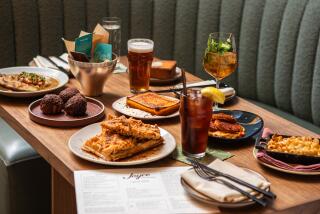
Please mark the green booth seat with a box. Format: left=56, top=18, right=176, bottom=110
left=249, top=100, right=320, bottom=135
left=0, top=0, right=319, bottom=212
left=0, top=118, right=50, bottom=214
left=0, top=0, right=319, bottom=133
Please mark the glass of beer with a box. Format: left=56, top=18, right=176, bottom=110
left=127, top=38, right=154, bottom=93
left=203, top=32, right=237, bottom=110
left=180, top=89, right=213, bottom=158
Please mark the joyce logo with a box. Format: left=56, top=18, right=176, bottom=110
left=123, top=173, right=150, bottom=180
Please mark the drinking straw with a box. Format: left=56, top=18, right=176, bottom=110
left=181, top=69, right=187, bottom=96
left=181, top=68, right=188, bottom=123
left=181, top=69, right=190, bottom=159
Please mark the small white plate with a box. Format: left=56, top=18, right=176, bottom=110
left=150, top=67, right=181, bottom=85
left=0, top=66, right=69, bottom=97
left=173, top=80, right=236, bottom=102
left=68, top=123, right=176, bottom=166
left=253, top=148, right=320, bottom=175
left=112, top=96, right=179, bottom=120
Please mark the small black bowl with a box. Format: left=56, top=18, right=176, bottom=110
left=208, top=110, right=264, bottom=142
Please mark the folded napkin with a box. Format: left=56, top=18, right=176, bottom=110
left=175, top=80, right=235, bottom=97
left=181, top=159, right=270, bottom=203
left=33, top=53, right=127, bottom=74
left=220, top=87, right=235, bottom=97
left=34, top=55, right=68, bottom=70
left=257, top=128, right=320, bottom=171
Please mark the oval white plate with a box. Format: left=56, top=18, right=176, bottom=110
left=112, top=96, right=179, bottom=120
left=253, top=148, right=320, bottom=175
left=0, top=66, right=69, bottom=97
left=68, top=123, right=176, bottom=166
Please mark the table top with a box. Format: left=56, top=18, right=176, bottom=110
left=0, top=56, right=319, bottom=213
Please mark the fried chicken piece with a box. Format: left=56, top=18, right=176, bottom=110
left=82, top=129, right=163, bottom=161
left=101, top=114, right=161, bottom=140
left=211, top=113, right=236, bottom=123
left=210, top=119, right=243, bottom=133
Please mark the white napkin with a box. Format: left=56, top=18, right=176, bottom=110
left=181, top=159, right=270, bottom=203
left=33, top=55, right=62, bottom=70
left=175, top=80, right=235, bottom=97
left=33, top=53, right=127, bottom=74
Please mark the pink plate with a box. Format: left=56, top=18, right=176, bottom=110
left=28, top=97, right=105, bottom=127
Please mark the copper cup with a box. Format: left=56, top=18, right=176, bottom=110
left=68, top=54, right=118, bottom=96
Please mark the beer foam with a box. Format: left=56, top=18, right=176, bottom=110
left=128, top=41, right=154, bottom=53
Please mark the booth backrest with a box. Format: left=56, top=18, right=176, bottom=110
left=0, top=0, right=319, bottom=126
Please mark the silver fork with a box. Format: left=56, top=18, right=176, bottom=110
left=191, top=163, right=267, bottom=206
left=189, top=159, right=276, bottom=199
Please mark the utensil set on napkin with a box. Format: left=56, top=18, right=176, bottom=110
left=33, top=53, right=127, bottom=75
left=33, top=54, right=70, bottom=75
left=182, top=158, right=276, bottom=207
left=152, top=80, right=235, bottom=96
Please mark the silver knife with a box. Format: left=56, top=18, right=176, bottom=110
left=152, top=82, right=229, bottom=93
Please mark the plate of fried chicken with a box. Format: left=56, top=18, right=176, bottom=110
left=209, top=110, right=264, bottom=141
left=68, top=114, right=176, bottom=166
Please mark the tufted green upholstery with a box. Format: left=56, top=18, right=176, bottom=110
left=0, top=0, right=319, bottom=131
left=0, top=118, right=50, bottom=214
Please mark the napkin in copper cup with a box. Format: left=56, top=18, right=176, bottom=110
left=62, top=23, right=110, bottom=62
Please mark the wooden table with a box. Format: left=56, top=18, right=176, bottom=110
left=1, top=57, right=320, bottom=214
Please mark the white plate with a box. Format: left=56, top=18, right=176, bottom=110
left=181, top=167, right=269, bottom=208
left=112, top=96, right=179, bottom=120
left=68, top=123, right=176, bottom=166
left=253, top=148, right=320, bottom=175
left=0, top=66, right=69, bottom=97
left=173, top=80, right=236, bottom=102
left=150, top=67, right=181, bottom=84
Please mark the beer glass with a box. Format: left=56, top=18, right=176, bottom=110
left=127, top=38, right=154, bottom=93
left=180, top=89, right=213, bottom=158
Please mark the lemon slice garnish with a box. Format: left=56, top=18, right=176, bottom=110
left=201, top=87, right=225, bottom=104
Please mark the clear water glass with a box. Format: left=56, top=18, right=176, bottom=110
left=101, top=17, right=121, bottom=62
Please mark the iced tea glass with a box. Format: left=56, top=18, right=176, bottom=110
left=180, top=89, right=213, bottom=158
left=127, top=38, right=154, bottom=93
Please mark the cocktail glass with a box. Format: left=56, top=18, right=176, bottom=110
left=203, top=32, right=237, bottom=110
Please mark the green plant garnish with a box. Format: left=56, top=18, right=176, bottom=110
left=206, top=38, right=232, bottom=55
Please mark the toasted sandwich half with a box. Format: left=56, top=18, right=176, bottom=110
left=126, top=92, right=180, bottom=116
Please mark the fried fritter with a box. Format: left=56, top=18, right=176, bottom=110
left=64, top=94, right=87, bottom=116
left=59, top=87, right=80, bottom=103
left=40, top=94, right=63, bottom=115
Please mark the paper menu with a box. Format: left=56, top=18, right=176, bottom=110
left=74, top=167, right=218, bottom=214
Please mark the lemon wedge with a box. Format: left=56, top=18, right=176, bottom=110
left=201, top=87, right=225, bottom=104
